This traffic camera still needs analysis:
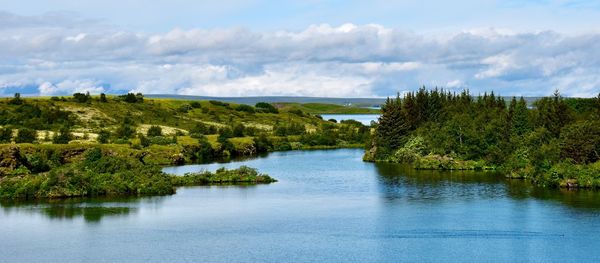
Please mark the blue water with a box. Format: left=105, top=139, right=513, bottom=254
left=320, top=114, right=380, bottom=125
left=2, top=149, right=600, bottom=262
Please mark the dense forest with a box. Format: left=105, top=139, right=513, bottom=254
left=365, top=88, right=600, bottom=189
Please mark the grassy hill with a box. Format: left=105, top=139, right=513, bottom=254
left=0, top=94, right=372, bottom=166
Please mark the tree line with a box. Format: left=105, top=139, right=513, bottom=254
left=371, top=87, right=600, bottom=188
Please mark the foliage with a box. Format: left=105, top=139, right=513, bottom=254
left=235, top=104, right=255, bottom=113
left=209, top=100, right=229, bottom=107
left=173, top=166, right=276, bottom=186
left=147, top=125, right=163, bottom=137
left=15, top=128, right=37, bottom=143
left=72, top=92, right=91, bottom=103
left=52, top=126, right=73, bottom=144
left=9, top=93, right=23, bottom=105
left=0, top=127, right=12, bottom=143
left=369, top=88, right=598, bottom=189
left=119, top=93, right=144, bottom=103
left=0, top=147, right=274, bottom=199
left=255, top=102, right=279, bottom=113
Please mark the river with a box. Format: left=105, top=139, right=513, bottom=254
left=2, top=149, right=600, bottom=262
left=320, top=114, right=379, bottom=125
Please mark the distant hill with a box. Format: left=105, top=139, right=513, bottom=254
left=146, top=94, right=386, bottom=107
left=146, top=94, right=547, bottom=107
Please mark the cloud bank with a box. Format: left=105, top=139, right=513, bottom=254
left=0, top=12, right=599, bottom=97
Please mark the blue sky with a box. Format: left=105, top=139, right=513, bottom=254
left=1, top=0, right=599, bottom=97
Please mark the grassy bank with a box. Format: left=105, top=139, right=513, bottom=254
left=0, top=147, right=275, bottom=200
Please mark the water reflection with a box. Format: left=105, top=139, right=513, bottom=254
left=374, top=161, right=600, bottom=211
left=1, top=196, right=167, bottom=223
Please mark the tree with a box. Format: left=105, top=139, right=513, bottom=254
left=253, top=133, right=273, bottom=153
left=73, top=92, right=91, bottom=103
left=52, top=126, right=73, bottom=144
left=511, top=97, right=530, bottom=136
left=116, top=117, right=136, bottom=139
left=233, top=123, right=245, bottom=137
left=190, top=101, right=202, bottom=108
left=235, top=104, right=255, bottom=113
left=97, top=130, right=110, bottom=144
left=100, top=93, right=108, bottom=103
left=533, top=91, right=573, bottom=137
left=147, top=125, right=163, bottom=137
left=255, top=102, right=279, bottom=113
left=120, top=93, right=143, bottom=103
left=376, top=95, right=409, bottom=149
left=15, top=128, right=37, bottom=143
left=559, top=120, right=600, bottom=164
left=9, top=93, right=23, bottom=105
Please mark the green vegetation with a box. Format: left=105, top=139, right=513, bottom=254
left=0, top=93, right=375, bottom=199
left=0, top=147, right=275, bottom=200
left=173, top=166, right=276, bottom=185
left=366, top=88, right=600, bottom=189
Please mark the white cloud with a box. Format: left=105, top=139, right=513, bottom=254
left=38, top=80, right=105, bottom=95
left=0, top=12, right=599, bottom=97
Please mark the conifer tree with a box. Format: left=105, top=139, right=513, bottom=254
left=376, top=95, right=409, bottom=149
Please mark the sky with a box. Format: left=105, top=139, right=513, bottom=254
left=1, top=0, right=600, bottom=97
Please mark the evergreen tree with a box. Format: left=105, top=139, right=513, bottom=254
left=512, top=97, right=530, bottom=136
left=376, top=95, right=409, bottom=149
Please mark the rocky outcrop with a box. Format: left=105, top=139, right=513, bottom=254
left=0, top=145, right=29, bottom=176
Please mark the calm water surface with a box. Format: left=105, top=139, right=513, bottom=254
left=320, top=114, right=380, bottom=125
left=2, top=149, right=600, bottom=262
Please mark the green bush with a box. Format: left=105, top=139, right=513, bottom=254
left=147, top=125, right=163, bottom=137
left=235, top=104, right=255, bottom=113
left=255, top=102, right=279, bottom=113
left=0, top=127, right=12, bottom=143
left=15, top=128, right=37, bottom=143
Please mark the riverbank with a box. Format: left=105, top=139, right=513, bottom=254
left=0, top=147, right=275, bottom=200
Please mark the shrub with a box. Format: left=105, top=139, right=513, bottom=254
left=183, top=137, right=215, bottom=163
left=97, top=130, right=110, bottom=144
left=147, top=125, right=163, bottom=137
left=235, top=104, right=255, bottom=113
left=9, top=93, right=23, bottom=105
left=0, top=127, right=12, bottom=143
left=52, top=126, right=73, bottom=144
left=190, top=101, right=202, bottom=108
left=209, top=100, right=229, bottom=107
left=177, top=104, right=193, bottom=113
left=288, top=109, right=304, bottom=116
left=233, top=123, right=245, bottom=137
left=119, top=93, right=143, bottom=103
left=255, top=102, right=279, bottom=113
left=72, top=92, right=91, bottom=103
left=15, top=128, right=37, bottom=143
left=254, top=133, right=273, bottom=153
left=190, top=123, right=217, bottom=138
